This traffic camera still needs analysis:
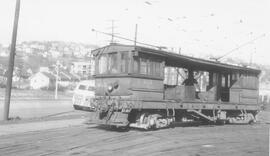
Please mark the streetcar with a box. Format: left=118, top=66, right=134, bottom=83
left=88, top=43, right=261, bottom=130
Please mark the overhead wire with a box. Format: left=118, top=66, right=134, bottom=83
left=215, top=33, right=266, bottom=61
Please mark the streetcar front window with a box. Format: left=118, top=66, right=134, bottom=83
left=108, top=53, right=118, bottom=73
left=120, top=52, right=129, bottom=73
left=98, top=55, right=108, bottom=74
left=97, top=52, right=128, bottom=74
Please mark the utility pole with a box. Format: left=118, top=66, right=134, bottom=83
left=4, top=0, right=21, bottom=121
left=55, top=61, right=59, bottom=99
left=134, top=24, right=138, bottom=46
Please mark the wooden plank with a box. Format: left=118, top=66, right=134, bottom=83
left=164, top=85, right=195, bottom=101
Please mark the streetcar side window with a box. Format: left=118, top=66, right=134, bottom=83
left=222, top=75, right=226, bottom=87
left=231, top=73, right=239, bottom=86
left=133, top=57, right=139, bottom=73
left=140, top=58, right=147, bottom=74
left=155, top=61, right=162, bottom=77
left=134, top=56, right=163, bottom=77
left=148, top=59, right=152, bottom=75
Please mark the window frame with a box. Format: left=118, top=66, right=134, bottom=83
left=107, top=52, right=118, bottom=74
left=132, top=53, right=164, bottom=79
left=95, top=51, right=131, bottom=75
left=120, top=52, right=129, bottom=73
left=140, top=57, right=148, bottom=75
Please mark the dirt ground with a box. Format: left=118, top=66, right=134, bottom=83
left=0, top=111, right=269, bottom=156
left=0, top=99, right=74, bottom=120
left=0, top=88, right=72, bottom=99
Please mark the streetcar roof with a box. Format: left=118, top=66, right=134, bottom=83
left=92, top=44, right=261, bottom=75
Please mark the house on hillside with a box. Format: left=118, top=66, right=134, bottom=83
left=0, top=68, right=7, bottom=87
left=30, top=72, right=56, bottom=89
left=49, top=50, right=61, bottom=58
left=0, top=65, right=32, bottom=89
left=0, top=50, right=8, bottom=57
left=30, top=71, right=80, bottom=90
left=39, top=66, right=50, bottom=72
left=70, top=61, right=93, bottom=78
left=53, top=69, right=80, bottom=88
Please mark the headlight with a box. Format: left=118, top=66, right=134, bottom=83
left=107, top=85, right=113, bottom=93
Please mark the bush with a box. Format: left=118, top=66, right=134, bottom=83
left=48, top=85, right=68, bottom=92
left=40, top=86, right=49, bottom=90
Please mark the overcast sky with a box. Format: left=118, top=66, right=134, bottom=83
left=0, top=0, right=269, bottom=65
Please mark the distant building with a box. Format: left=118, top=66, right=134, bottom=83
left=30, top=71, right=79, bottom=90
left=39, top=67, right=50, bottom=72
left=0, top=47, right=8, bottom=57
left=27, top=68, right=33, bottom=75
left=70, top=61, right=93, bottom=78
left=49, top=50, right=61, bottom=58
left=24, top=47, right=33, bottom=54
left=30, top=72, right=55, bottom=89
left=0, top=68, right=7, bottom=86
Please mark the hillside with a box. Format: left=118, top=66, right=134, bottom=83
left=0, top=41, right=98, bottom=73
left=1, top=41, right=270, bottom=91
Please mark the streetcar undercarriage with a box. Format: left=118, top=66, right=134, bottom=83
left=88, top=100, right=258, bottom=130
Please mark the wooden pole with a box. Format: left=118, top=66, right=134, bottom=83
left=4, top=0, right=21, bottom=120
left=55, top=61, right=59, bottom=99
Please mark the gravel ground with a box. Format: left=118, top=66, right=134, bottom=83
left=0, top=111, right=268, bottom=156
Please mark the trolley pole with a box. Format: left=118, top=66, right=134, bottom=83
left=3, top=0, right=21, bottom=121
left=111, top=20, right=115, bottom=43
left=134, top=24, right=138, bottom=46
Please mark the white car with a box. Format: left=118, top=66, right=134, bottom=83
left=72, top=80, right=95, bottom=111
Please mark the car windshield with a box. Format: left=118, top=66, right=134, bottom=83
left=88, top=86, right=95, bottom=91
